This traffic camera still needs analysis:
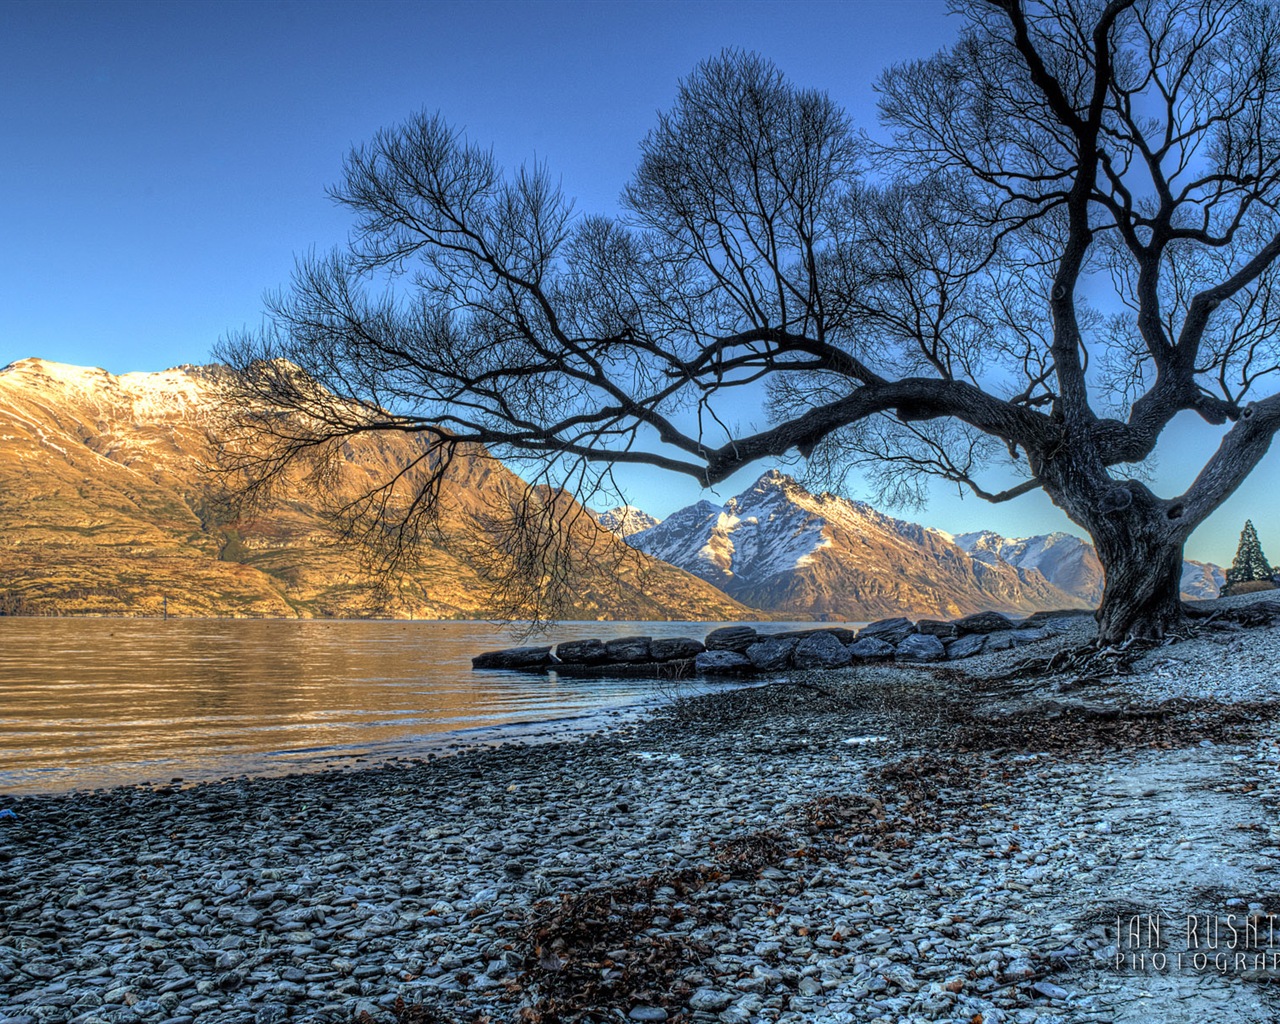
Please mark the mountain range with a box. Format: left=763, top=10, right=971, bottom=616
left=951, top=529, right=1224, bottom=603
left=1, top=357, right=1224, bottom=620
left=595, top=505, right=661, bottom=538
left=607, top=473, right=1224, bottom=619
left=0, top=358, right=754, bottom=620
left=615, top=470, right=1084, bottom=620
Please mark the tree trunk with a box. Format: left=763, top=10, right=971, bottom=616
left=1093, top=528, right=1186, bottom=644
left=1037, top=450, right=1189, bottom=646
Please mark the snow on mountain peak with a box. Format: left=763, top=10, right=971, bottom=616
left=954, top=527, right=1224, bottom=602
left=626, top=472, right=1088, bottom=618
left=731, top=468, right=796, bottom=505
left=623, top=472, right=836, bottom=584
left=596, top=504, right=662, bottom=538
left=3, top=357, right=113, bottom=383
left=1, top=358, right=212, bottom=405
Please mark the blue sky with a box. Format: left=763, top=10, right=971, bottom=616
left=0, top=0, right=1274, bottom=565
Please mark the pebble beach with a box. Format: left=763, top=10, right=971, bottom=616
left=4, top=594, right=1280, bottom=1024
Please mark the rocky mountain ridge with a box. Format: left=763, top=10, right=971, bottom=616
left=596, top=505, right=661, bottom=538
left=0, top=358, right=756, bottom=620
left=3, top=357, right=1224, bottom=621
left=953, top=529, right=1224, bottom=603
left=953, top=530, right=1106, bottom=605
left=607, top=480, right=1225, bottom=616
left=621, top=470, right=1090, bottom=620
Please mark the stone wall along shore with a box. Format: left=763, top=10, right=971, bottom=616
left=470, top=609, right=1093, bottom=676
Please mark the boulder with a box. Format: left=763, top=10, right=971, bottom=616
left=770, top=627, right=857, bottom=644
left=604, top=636, right=652, bottom=663
left=555, top=638, right=608, bottom=664
left=916, top=619, right=958, bottom=639
left=704, top=626, right=760, bottom=652
left=695, top=650, right=753, bottom=674
left=983, top=632, right=1015, bottom=652
left=472, top=646, right=552, bottom=670
left=847, top=637, right=896, bottom=660
left=550, top=659, right=697, bottom=679
left=895, top=633, right=946, bottom=662
left=954, top=611, right=1016, bottom=635
left=1020, top=608, right=1094, bottom=628
left=1024, top=615, right=1084, bottom=634
left=1009, top=627, right=1054, bottom=647
left=650, top=636, right=706, bottom=661
left=746, top=636, right=798, bottom=671
left=792, top=631, right=853, bottom=669
left=855, top=617, right=917, bottom=645
left=945, top=634, right=987, bottom=660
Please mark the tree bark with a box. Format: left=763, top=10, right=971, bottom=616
left=1037, top=445, right=1188, bottom=645
left=1093, top=528, right=1186, bottom=644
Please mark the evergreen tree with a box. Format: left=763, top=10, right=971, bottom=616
left=1223, top=521, right=1275, bottom=595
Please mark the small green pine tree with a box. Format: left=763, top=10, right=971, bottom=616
left=1223, top=520, right=1275, bottom=595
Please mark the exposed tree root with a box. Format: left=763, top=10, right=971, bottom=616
left=989, top=601, right=1280, bottom=689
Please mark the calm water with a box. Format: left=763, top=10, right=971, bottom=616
left=0, top=618, right=820, bottom=794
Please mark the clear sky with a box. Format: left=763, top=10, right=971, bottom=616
left=0, top=0, right=1273, bottom=565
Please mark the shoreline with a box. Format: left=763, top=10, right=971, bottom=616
left=0, top=700, right=671, bottom=800
left=3, top=596, right=1280, bottom=1023
left=1, top=618, right=823, bottom=798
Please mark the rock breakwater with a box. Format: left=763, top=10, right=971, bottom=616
left=471, top=611, right=1091, bottom=677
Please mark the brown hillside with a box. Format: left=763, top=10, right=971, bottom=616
left=0, top=358, right=757, bottom=621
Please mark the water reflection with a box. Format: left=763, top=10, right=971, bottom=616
left=0, top=618, right=822, bottom=794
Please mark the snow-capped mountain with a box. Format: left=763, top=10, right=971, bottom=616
left=954, top=530, right=1105, bottom=605
left=1180, top=560, right=1227, bottom=601
left=0, top=358, right=756, bottom=621
left=954, top=529, right=1224, bottom=603
left=597, top=505, right=662, bottom=538
left=624, top=470, right=1087, bottom=620
left=6, top=356, right=1222, bottom=620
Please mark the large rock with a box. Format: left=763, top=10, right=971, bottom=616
left=1020, top=608, right=1095, bottom=628
left=792, top=631, right=853, bottom=669
left=945, top=634, right=987, bottom=659
left=1009, top=627, right=1054, bottom=647
left=855, top=617, right=917, bottom=645
left=746, top=636, right=798, bottom=671
left=550, top=659, right=697, bottom=679
left=847, top=637, right=896, bottom=660
left=472, top=646, right=552, bottom=670
left=650, top=636, right=705, bottom=661
left=554, top=638, right=608, bottom=664
left=916, top=619, right=958, bottom=639
left=771, top=627, right=857, bottom=645
left=704, top=626, right=760, bottom=652
left=895, top=633, right=946, bottom=662
left=954, top=611, right=1016, bottom=635
left=983, top=632, right=1015, bottom=653
left=695, top=650, right=753, bottom=674
left=604, top=636, right=652, bottom=663
left=1020, top=615, right=1084, bottom=635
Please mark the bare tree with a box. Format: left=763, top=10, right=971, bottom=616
left=217, top=3, right=1280, bottom=643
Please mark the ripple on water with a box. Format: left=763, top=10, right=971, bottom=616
left=0, top=617, right=825, bottom=793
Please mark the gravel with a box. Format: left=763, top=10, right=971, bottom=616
left=2, top=593, right=1280, bottom=1023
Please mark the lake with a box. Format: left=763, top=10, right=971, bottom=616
left=0, top=617, right=825, bottom=794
